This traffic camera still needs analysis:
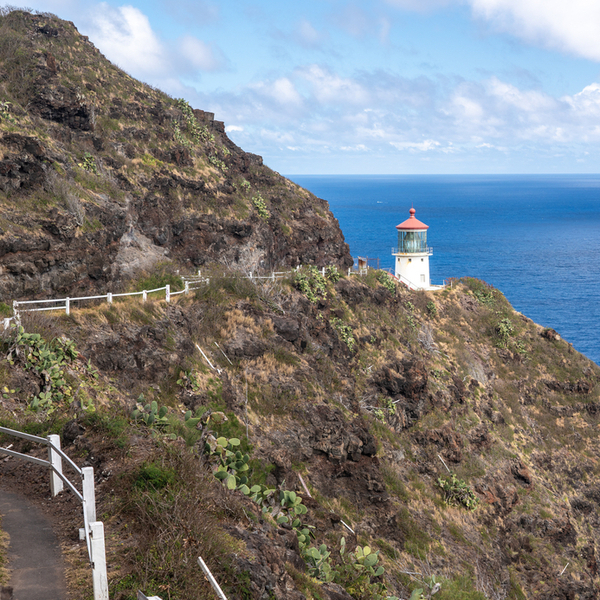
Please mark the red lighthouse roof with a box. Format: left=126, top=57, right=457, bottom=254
left=396, top=207, right=429, bottom=230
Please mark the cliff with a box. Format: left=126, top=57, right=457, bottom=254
left=1, top=9, right=600, bottom=600
left=0, top=9, right=351, bottom=301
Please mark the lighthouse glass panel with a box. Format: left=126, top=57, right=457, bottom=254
left=398, top=230, right=427, bottom=253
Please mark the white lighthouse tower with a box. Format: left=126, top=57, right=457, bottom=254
left=393, top=208, right=432, bottom=289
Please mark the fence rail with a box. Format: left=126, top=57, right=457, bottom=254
left=0, top=426, right=108, bottom=600
left=2, top=261, right=438, bottom=329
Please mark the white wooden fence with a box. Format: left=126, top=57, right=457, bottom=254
left=0, top=426, right=108, bottom=600
left=0, top=262, right=450, bottom=332
left=1, top=266, right=352, bottom=327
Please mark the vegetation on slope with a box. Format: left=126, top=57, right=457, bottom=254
left=0, top=268, right=599, bottom=600
left=1, top=7, right=599, bottom=600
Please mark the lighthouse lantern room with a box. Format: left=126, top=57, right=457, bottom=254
left=393, top=208, right=433, bottom=289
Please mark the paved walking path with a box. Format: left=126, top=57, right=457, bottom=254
left=0, top=488, right=66, bottom=600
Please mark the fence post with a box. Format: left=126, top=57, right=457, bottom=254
left=90, top=521, right=109, bottom=600
left=321, top=267, right=325, bottom=277
left=143, top=290, right=147, bottom=302
left=137, top=592, right=162, bottom=600
left=185, top=281, right=189, bottom=294
left=65, top=298, right=70, bottom=316
left=47, top=434, right=64, bottom=496
left=165, top=285, right=170, bottom=303
left=3, top=318, right=9, bottom=330
left=107, top=293, right=112, bottom=304
left=82, top=466, right=96, bottom=524
left=198, top=556, right=228, bottom=600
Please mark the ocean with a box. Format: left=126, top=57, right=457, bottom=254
left=288, top=175, right=600, bottom=366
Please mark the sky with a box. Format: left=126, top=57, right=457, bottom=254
left=10, top=0, right=600, bottom=174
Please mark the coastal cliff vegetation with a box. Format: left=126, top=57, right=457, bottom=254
left=1, top=8, right=600, bottom=600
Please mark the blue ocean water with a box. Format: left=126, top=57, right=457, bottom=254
left=288, top=175, right=600, bottom=365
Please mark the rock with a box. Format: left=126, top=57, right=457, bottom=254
left=415, top=424, right=464, bottom=463
left=272, top=316, right=300, bottom=342
left=373, top=357, right=429, bottom=429
left=62, top=420, right=84, bottom=445
left=321, top=583, right=354, bottom=600
left=511, top=459, right=533, bottom=486
left=542, top=328, right=561, bottom=342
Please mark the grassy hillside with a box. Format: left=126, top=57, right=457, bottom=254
left=1, top=7, right=600, bottom=600
left=1, top=268, right=599, bottom=600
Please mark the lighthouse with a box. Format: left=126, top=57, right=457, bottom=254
left=392, top=208, right=432, bottom=289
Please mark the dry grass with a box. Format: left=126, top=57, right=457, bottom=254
left=219, top=308, right=266, bottom=339
left=245, top=353, right=297, bottom=383
left=119, top=445, right=246, bottom=600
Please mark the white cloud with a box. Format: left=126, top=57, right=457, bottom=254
left=90, top=4, right=168, bottom=76
left=299, top=65, right=370, bottom=105
left=383, top=0, right=454, bottom=13
left=179, top=36, right=225, bottom=71
left=225, top=125, right=244, bottom=133
left=563, top=83, right=600, bottom=115
left=333, top=4, right=372, bottom=38
left=452, top=94, right=484, bottom=120
left=341, top=144, right=368, bottom=151
left=390, top=140, right=442, bottom=151
left=469, top=0, right=600, bottom=62
left=486, top=77, right=556, bottom=112
left=187, top=62, right=600, bottom=172
left=251, top=77, right=304, bottom=108
left=385, top=0, right=600, bottom=63
left=378, top=17, right=392, bottom=44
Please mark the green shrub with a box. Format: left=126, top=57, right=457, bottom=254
left=6, top=326, right=78, bottom=411
left=131, top=398, right=169, bottom=428
left=376, top=271, right=396, bottom=293
left=397, top=507, right=431, bottom=556
left=83, top=411, right=129, bottom=449
left=495, top=318, right=514, bottom=348
left=461, top=277, right=496, bottom=306
left=325, top=265, right=341, bottom=283
left=436, top=473, right=479, bottom=510
left=436, top=574, right=487, bottom=600
left=209, top=154, right=228, bottom=172
left=0, top=100, right=15, bottom=124
left=176, top=97, right=214, bottom=145
left=330, top=317, right=356, bottom=351
left=78, top=152, right=97, bottom=173
left=293, top=266, right=327, bottom=303
left=332, top=537, right=395, bottom=600
left=134, top=462, right=177, bottom=491
left=125, top=449, right=241, bottom=598
left=132, top=268, right=184, bottom=293
left=251, top=194, right=269, bottom=219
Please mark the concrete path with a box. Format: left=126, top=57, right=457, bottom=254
left=0, top=488, right=66, bottom=600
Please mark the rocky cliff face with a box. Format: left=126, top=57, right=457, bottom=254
left=3, top=9, right=600, bottom=600
left=0, top=10, right=351, bottom=301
